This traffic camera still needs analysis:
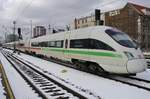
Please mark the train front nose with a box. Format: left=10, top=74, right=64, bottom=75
left=126, top=59, right=147, bottom=74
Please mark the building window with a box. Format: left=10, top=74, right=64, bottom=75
left=128, top=10, right=134, bottom=16
left=85, top=19, right=87, bottom=23
left=82, top=19, right=84, bottom=23
left=78, top=20, right=80, bottom=24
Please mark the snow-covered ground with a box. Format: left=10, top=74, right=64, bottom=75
left=0, top=52, right=42, bottom=99
left=3, top=49, right=150, bottom=99
left=135, top=69, right=150, bottom=80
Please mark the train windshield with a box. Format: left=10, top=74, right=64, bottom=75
left=105, top=29, right=137, bottom=48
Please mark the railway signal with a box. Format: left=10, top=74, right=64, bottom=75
left=95, top=9, right=104, bottom=25
left=17, top=28, right=22, bottom=39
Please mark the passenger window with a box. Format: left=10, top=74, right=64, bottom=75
left=90, top=39, right=115, bottom=51
left=48, top=41, right=55, bottom=47
left=39, top=42, right=48, bottom=47
left=31, top=42, right=39, bottom=47
left=70, top=39, right=89, bottom=49
left=56, top=41, right=63, bottom=48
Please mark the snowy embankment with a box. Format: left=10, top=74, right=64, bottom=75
left=0, top=52, right=42, bottom=99
left=4, top=49, right=150, bottom=99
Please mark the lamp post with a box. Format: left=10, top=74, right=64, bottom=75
left=13, top=21, right=16, bottom=53
left=29, top=20, right=32, bottom=51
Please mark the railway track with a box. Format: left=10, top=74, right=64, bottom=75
left=105, top=75, right=150, bottom=91
left=3, top=49, right=150, bottom=95
left=27, top=51, right=150, bottom=92
left=1, top=51, right=89, bottom=99
left=33, top=56, right=150, bottom=92
left=122, top=75, right=150, bottom=83
left=147, top=60, right=150, bottom=68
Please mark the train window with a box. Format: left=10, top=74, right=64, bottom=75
left=19, top=43, right=24, bottom=46
left=56, top=41, right=63, bottom=48
left=90, top=39, right=115, bottom=51
left=39, top=42, right=48, bottom=47
left=70, top=39, right=114, bottom=51
left=48, top=41, right=55, bottom=47
left=70, top=39, right=89, bottom=49
left=31, top=42, right=39, bottom=47
left=105, top=29, right=137, bottom=48
left=47, top=40, right=63, bottom=48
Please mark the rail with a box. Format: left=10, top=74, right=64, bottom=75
left=2, top=51, right=88, bottom=99
left=0, top=61, right=15, bottom=99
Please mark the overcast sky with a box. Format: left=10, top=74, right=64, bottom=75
left=0, top=0, right=150, bottom=40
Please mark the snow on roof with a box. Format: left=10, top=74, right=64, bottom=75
left=128, top=2, right=150, bottom=15
left=102, top=2, right=150, bottom=14
left=101, top=2, right=126, bottom=13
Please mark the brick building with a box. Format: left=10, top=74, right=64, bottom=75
left=73, top=2, right=150, bottom=50
left=33, top=26, right=46, bottom=38
left=105, top=3, right=150, bottom=50
left=74, top=14, right=105, bottom=29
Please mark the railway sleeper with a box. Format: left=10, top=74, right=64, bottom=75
left=33, top=79, right=47, bottom=82
left=32, top=76, right=42, bottom=79
left=50, top=92, right=65, bottom=96
left=42, top=87, right=58, bottom=90
left=55, top=96, right=70, bottom=99
left=36, top=82, right=50, bottom=85
left=45, top=89, right=61, bottom=93
left=40, top=84, right=53, bottom=87
left=3, top=50, right=88, bottom=99
left=44, top=88, right=58, bottom=93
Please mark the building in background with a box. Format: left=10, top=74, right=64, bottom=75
left=5, top=34, right=19, bottom=43
left=72, top=2, right=150, bottom=51
left=73, top=14, right=105, bottom=29
left=33, top=26, right=46, bottom=38
left=105, top=2, right=150, bottom=50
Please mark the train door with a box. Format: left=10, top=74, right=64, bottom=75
left=63, top=33, right=71, bottom=61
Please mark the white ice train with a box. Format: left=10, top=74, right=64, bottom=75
left=4, top=26, right=147, bottom=74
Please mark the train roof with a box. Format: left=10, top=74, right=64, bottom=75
left=31, top=26, right=112, bottom=42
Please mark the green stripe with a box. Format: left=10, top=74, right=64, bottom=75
left=42, top=48, right=122, bottom=58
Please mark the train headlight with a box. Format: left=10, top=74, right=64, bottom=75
left=124, top=52, right=134, bottom=60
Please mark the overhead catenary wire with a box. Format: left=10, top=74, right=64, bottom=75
left=2, top=0, right=25, bottom=36
left=13, top=0, right=122, bottom=23
left=7, top=0, right=35, bottom=36
left=79, top=0, right=127, bottom=19
left=98, top=0, right=127, bottom=11
left=11, top=0, right=126, bottom=31
left=99, top=0, right=120, bottom=7
left=8, top=0, right=35, bottom=41
left=11, top=0, right=25, bottom=23
left=12, top=0, right=35, bottom=23
left=79, top=0, right=127, bottom=18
